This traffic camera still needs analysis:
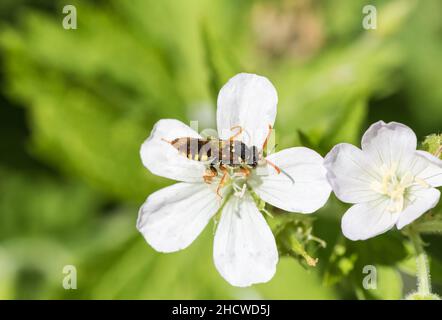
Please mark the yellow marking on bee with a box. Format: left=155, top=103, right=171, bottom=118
left=194, top=154, right=199, bottom=161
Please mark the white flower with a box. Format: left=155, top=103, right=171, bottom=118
left=137, top=73, right=331, bottom=287
left=324, top=121, right=442, bottom=241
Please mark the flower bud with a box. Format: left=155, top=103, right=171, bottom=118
left=422, top=134, right=442, bottom=159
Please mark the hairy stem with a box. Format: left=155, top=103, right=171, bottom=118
left=409, top=229, right=431, bottom=296
left=415, top=220, right=442, bottom=234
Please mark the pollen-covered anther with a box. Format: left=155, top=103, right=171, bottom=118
left=233, top=183, right=247, bottom=198
left=371, top=163, right=422, bottom=213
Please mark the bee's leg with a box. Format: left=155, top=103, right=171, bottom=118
left=265, top=159, right=281, bottom=174
left=238, top=166, right=251, bottom=177
left=216, top=165, right=228, bottom=198
left=262, top=124, right=273, bottom=151
left=203, top=166, right=217, bottom=184
left=228, top=126, right=243, bottom=141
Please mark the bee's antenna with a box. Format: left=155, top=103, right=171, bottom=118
left=262, top=124, right=273, bottom=150
left=280, top=168, right=295, bottom=185
left=265, top=159, right=281, bottom=174
left=265, top=159, right=295, bottom=185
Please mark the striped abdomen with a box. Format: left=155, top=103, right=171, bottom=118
left=170, top=137, right=218, bottom=162
left=170, top=137, right=253, bottom=167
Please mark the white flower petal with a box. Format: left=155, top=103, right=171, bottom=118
left=361, top=121, right=417, bottom=169
left=396, top=187, right=440, bottom=229
left=140, top=119, right=206, bottom=182
left=216, top=73, right=277, bottom=148
left=137, top=182, right=221, bottom=253
left=213, top=193, right=278, bottom=287
left=251, top=147, right=331, bottom=213
left=324, top=143, right=382, bottom=204
left=342, top=199, right=400, bottom=241
left=414, top=151, right=442, bottom=187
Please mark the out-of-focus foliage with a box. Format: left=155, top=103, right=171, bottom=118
left=0, top=0, right=441, bottom=299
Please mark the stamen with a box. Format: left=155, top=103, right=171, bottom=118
left=415, top=177, right=430, bottom=188
left=234, top=184, right=247, bottom=198
left=371, top=162, right=430, bottom=214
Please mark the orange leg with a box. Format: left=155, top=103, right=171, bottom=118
left=262, top=124, right=273, bottom=151
left=216, top=166, right=229, bottom=198
left=266, top=159, right=281, bottom=174
left=203, top=167, right=217, bottom=184
left=228, top=126, right=243, bottom=141
left=239, top=166, right=251, bottom=177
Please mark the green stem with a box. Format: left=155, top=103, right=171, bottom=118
left=408, top=229, right=431, bottom=296
left=288, top=234, right=318, bottom=267
left=415, top=220, right=442, bottom=234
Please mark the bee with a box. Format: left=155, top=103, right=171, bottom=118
left=163, top=126, right=282, bottom=197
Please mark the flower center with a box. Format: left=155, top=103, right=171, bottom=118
left=210, top=165, right=256, bottom=199
left=370, top=163, right=430, bottom=213
left=207, top=158, right=273, bottom=199
left=231, top=176, right=248, bottom=198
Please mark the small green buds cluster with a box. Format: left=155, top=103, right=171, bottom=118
left=422, top=134, right=442, bottom=159
left=274, top=216, right=325, bottom=268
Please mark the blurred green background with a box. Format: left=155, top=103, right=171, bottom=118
left=0, top=0, right=441, bottom=299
